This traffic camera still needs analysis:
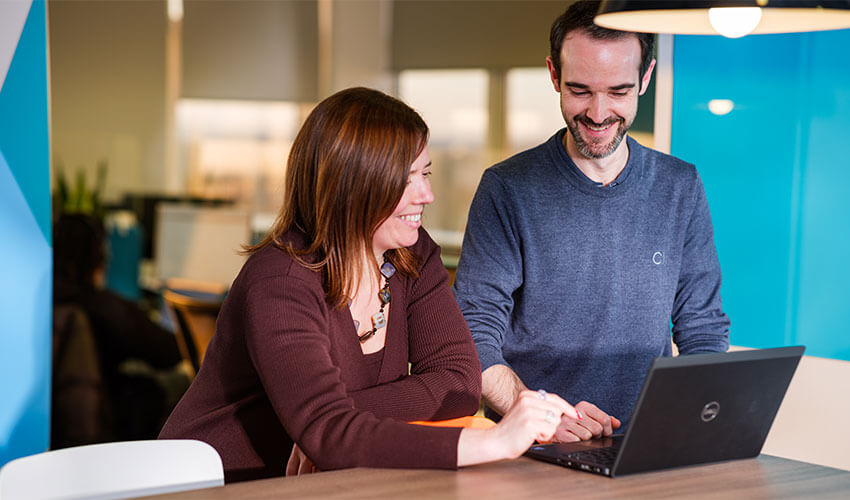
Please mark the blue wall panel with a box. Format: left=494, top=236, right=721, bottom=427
left=794, top=31, right=850, bottom=361
left=671, top=32, right=850, bottom=361
left=0, top=0, right=50, bottom=243
left=0, top=0, right=51, bottom=467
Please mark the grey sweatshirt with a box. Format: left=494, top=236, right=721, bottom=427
left=453, top=130, right=730, bottom=425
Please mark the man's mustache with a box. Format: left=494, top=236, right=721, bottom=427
left=575, top=115, right=623, bottom=128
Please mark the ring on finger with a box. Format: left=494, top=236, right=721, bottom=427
left=544, top=409, right=555, bottom=424
left=537, top=389, right=547, bottom=400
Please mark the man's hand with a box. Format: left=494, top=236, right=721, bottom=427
left=480, top=366, right=620, bottom=443
left=286, top=444, right=318, bottom=476
left=552, top=401, right=621, bottom=442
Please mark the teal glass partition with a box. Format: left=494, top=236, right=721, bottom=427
left=671, top=31, right=850, bottom=361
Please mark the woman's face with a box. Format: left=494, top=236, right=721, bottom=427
left=372, top=147, right=434, bottom=258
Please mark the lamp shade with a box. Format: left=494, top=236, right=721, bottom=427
left=595, top=1, right=850, bottom=36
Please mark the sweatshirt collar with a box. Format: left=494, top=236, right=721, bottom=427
left=550, top=128, right=641, bottom=197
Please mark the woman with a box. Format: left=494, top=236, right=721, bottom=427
left=158, top=87, right=578, bottom=482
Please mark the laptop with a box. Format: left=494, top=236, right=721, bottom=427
left=525, top=346, right=804, bottom=477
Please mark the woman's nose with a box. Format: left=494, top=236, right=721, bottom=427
left=415, top=177, right=434, bottom=205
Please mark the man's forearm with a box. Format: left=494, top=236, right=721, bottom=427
left=481, top=364, right=528, bottom=416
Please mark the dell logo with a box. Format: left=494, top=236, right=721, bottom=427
left=701, top=401, right=720, bottom=422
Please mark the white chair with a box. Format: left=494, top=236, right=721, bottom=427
left=0, top=439, right=223, bottom=500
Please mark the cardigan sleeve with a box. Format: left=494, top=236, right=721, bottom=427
left=241, top=270, right=462, bottom=471
left=347, top=231, right=482, bottom=421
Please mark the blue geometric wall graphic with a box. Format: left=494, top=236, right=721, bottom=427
left=0, top=0, right=50, bottom=243
left=0, top=0, right=51, bottom=467
left=0, top=150, right=51, bottom=466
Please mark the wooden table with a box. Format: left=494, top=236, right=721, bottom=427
left=143, top=455, right=850, bottom=499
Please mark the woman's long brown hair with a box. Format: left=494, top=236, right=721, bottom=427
left=245, top=87, right=429, bottom=308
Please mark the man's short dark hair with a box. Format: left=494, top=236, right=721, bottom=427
left=549, top=0, right=655, bottom=82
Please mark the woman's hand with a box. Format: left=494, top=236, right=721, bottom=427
left=457, top=389, right=579, bottom=466
left=286, top=444, right=318, bottom=476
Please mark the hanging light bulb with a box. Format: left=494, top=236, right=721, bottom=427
left=708, top=7, right=762, bottom=38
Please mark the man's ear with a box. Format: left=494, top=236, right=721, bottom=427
left=545, top=56, right=562, bottom=93
left=639, top=58, right=657, bottom=96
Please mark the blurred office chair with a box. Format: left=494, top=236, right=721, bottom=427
left=51, top=304, right=111, bottom=448
left=162, top=278, right=225, bottom=378
left=0, top=439, right=223, bottom=500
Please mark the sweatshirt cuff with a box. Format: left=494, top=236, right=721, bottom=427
left=475, top=342, right=507, bottom=373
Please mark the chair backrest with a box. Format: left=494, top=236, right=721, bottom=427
left=161, top=279, right=224, bottom=377
left=0, top=439, right=223, bottom=500
left=51, top=305, right=111, bottom=448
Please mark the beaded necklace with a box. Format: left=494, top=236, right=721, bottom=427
left=354, top=260, right=396, bottom=343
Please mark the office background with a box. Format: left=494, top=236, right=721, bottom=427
left=1, top=0, right=848, bottom=468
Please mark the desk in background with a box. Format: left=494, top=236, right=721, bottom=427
left=142, top=455, right=850, bottom=500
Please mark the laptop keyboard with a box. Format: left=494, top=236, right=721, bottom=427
left=526, top=436, right=624, bottom=476
left=565, top=446, right=618, bottom=466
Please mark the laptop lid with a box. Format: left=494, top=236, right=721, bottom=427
left=611, top=346, right=804, bottom=476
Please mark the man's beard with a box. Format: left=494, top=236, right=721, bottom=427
left=566, top=114, right=629, bottom=159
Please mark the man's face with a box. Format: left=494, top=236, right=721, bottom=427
left=547, top=31, right=654, bottom=160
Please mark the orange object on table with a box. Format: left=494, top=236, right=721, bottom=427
left=409, top=416, right=496, bottom=429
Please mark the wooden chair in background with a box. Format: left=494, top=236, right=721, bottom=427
left=162, top=278, right=226, bottom=378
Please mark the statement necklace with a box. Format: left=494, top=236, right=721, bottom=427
left=354, top=260, right=396, bottom=343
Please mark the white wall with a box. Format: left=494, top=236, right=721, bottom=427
left=763, top=354, right=850, bottom=471
left=329, top=0, right=394, bottom=95
left=49, top=0, right=168, bottom=201
left=181, top=0, right=318, bottom=101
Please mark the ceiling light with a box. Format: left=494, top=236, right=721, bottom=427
left=167, top=0, right=183, bottom=23
left=708, top=99, right=735, bottom=115
left=595, top=1, right=850, bottom=37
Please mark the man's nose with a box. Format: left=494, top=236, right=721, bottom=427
left=586, top=94, right=608, bottom=124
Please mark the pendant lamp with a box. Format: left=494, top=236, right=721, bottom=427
left=594, top=1, right=850, bottom=38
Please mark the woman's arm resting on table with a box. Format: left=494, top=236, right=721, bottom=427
left=348, top=235, right=482, bottom=421
left=482, top=365, right=617, bottom=443
left=457, top=390, right=578, bottom=466
left=245, top=274, right=461, bottom=472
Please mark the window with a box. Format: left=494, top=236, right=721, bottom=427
left=506, top=68, right=565, bottom=156
left=176, top=99, right=304, bottom=213
left=398, top=69, right=489, bottom=243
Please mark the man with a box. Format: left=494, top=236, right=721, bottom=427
left=453, top=0, right=730, bottom=442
